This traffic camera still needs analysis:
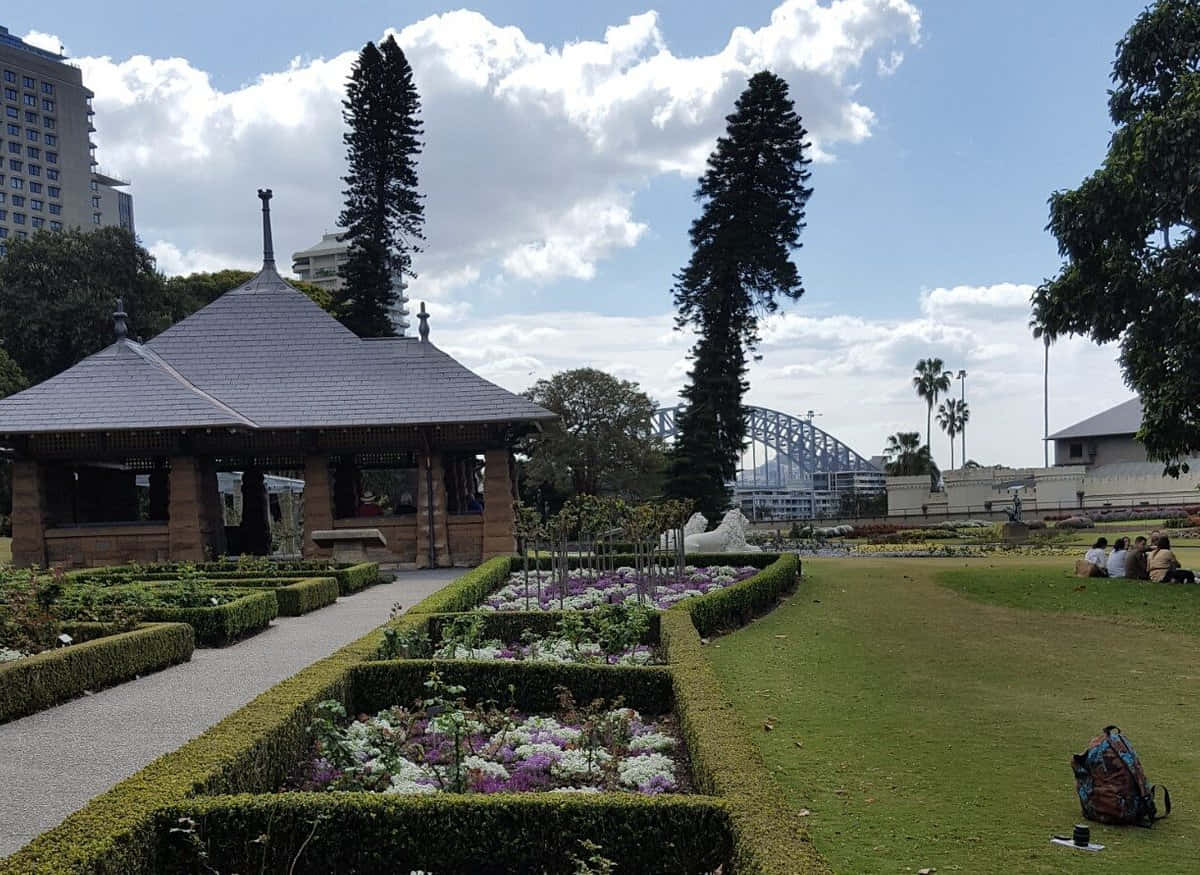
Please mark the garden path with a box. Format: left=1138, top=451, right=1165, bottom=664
left=0, top=568, right=459, bottom=857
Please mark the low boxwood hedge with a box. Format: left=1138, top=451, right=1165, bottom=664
left=523, top=551, right=780, bottom=572
left=204, top=576, right=339, bottom=617
left=136, top=590, right=278, bottom=647
left=0, top=623, right=194, bottom=724
left=153, top=792, right=732, bottom=874
left=660, top=608, right=828, bottom=874
left=407, top=556, right=515, bottom=614
left=73, top=561, right=380, bottom=597
left=676, top=553, right=799, bottom=638
left=421, top=609, right=661, bottom=646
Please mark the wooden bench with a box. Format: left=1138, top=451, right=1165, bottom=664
left=310, top=528, right=387, bottom=564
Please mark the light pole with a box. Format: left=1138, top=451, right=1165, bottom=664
left=956, top=370, right=967, bottom=465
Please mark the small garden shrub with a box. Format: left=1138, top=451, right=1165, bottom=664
left=207, top=577, right=339, bottom=616
left=0, top=623, right=194, bottom=723
left=73, top=562, right=379, bottom=598
left=133, top=591, right=278, bottom=647
left=407, top=556, right=515, bottom=614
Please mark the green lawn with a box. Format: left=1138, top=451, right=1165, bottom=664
left=707, top=557, right=1200, bottom=874
left=0, top=536, right=10, bottom=565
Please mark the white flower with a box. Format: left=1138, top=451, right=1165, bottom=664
left=463, top=756, right=509, bottom=780
left=550, top=785, right=602, bottom=794
left=0, top=647, right=25, bottom=663
left=617, top=752, right=676, bottom=788
left=553, top=748, right=612, bottom=779
left=513, top=741, right=565, bottom=761
left=629, top=732, right=676, bottom=752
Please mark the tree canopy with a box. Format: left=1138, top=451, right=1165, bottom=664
left=883, top=431, right=940, bottom=490
left=912, top=358, right=951, bottom=459
left=1031, top=0, right=1200, bottom=474
left=518, top=368, right=666, bottom=501
left=336, top=35, right=424, bottom=337
left=164, top=270, right=335, bottom=314
left=664, top=71, right=812, bottom=520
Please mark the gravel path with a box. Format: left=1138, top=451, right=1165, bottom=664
left=0, top=569, right=458, bottom=857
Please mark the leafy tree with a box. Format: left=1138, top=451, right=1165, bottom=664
left=0, top=228, right=172, bottom=384
left=518, top=368, right=666, bottom=500
left=912, top=358, right=951, bottom=458
left=936, top=398, right=970, bottom=470
left=664, top=71, right=813, bottom=520
left=883, top=431, right=940, bottom=490
left=1031, top=0, right=1200, bottom=474
left=164, top=269, right=335, bottom=315
left=336, top=35, right=424, bottom=337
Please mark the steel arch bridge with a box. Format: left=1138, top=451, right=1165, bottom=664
left=651, top=405, right=879, bottom=488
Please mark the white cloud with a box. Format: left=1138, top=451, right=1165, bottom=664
left=21, top=30, right=66, bottom=56
left=40, top=0, right=916, bottom=298
left=437, top=283, right=1127, bottom=470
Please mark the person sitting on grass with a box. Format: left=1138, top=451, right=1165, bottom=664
left=1084, top=537, right=1110, bottom=576
left=1106, top=537, right=1130, bottom=579
left=1148, top=535, right=1196, bottom=583
left=1125, top=536, right=1150, bottom=580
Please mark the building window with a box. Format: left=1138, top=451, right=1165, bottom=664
left=92, top=213, right=101, bottom=225
left=48, top=203, right=60, bottom=215
left=26, top=164, right=39, bottom=176
left=91, top=195, right=101, bottom=208
left=1069, top=443, right=1083, bottom=459
left=30, top=199, right=42, bottom=211
left=0, top=210, right=5, bottom=221
left=26, top=147, right=38, bottom=159
left=30, top=216, right=43, bottom=229
left=12, top=213, right=24, bottom=225
left=41, top=82, right=54, bottom=95
left=8, top=165, right=21, bottom=178
left=8, top=159, right=21, bottom=171
left=25, top=129, right=37, bottom=142
left=0, top=192, right=5, bottom=204
left=41, top=99, right=53, bottom=112
left=45, top=152, right=56, bottom=164
left=6, top=142, right=19, bottom=154
left=28, top=182, right=41, bottom=193
left=49, top=221, right=61, bottom=232
left=23, top=110, right=36, bottom=123
left=21, top=77, right=34, bottom=89
left=15, top=231, right=25, bottom=241
left=42, top=117, right=54, bottom=129
left=0, top=226, right=6, bottom=237
left=5, top=123, right=16, bottom=135
left=11, top=195, right=23, bottom=206
left=89, top=179, right=98, bottom=192
left=2, top=71, right=14, bottom=84
left=47, top=185, right=58, bottom=198
left=23, top=95, right=35, bottom=107
left=3, top=88, right=16, bottom=101
left=43, top=134, right=55, bottom=146
left=46, top=168, right=57, bottom=180
left=4, top=106, right=16, bottom=119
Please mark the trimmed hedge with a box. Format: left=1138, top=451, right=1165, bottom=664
left=205, top=576, right=339, bottom=617
left=73, top=562, right=380, bottom=597
left=661, top=608, right=829, bottom=874
left=421, top=609, right=661, bottom=646
left=153, top=792, right=732, bottom=874
left=524, top=551, right=780, bottom=571
left=676, top=553, right=800, bottom=638
left=351, top=659, right=674, bottom=715
left=136, top=590, right=278, bottom=647
left=407, top=556, right=515, bottom=614
left=0, top=623, right=194, bottom=724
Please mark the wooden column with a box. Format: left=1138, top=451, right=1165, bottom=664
left=481, top=448, right=516, bottom=560
left=11, top=459, right=48, bottom=568
left=302, top=455, right=333, bottom=559
left=416, top=451, right=451, bottom=568
left=169, top=456, right=222, bottom=561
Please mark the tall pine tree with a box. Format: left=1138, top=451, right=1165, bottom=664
left=665, top=72, right=812, bottom=520
left=336, top=36, right=424, bottom=337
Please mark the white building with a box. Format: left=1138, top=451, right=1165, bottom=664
left=291, top=230, right=410, bottom=334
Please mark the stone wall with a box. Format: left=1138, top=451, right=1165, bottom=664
left=447, top=515, right=483, bottom=566
left=334, top=514, right=419, bottom=564
left=481, top=449, right=516, bottom=560
left=44, top=524, right=170, bottom=567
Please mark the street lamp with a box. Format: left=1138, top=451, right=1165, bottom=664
left=956, top=370, right=967, bottom=464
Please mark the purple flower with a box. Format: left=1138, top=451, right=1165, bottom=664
left=639, top=774, right=675, bottom=795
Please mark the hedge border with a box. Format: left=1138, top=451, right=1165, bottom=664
left=0, top=623, right=194, bottom=724
left=70, top=562, right=380, bottom=598
left=131, top=590, right=278, bottom=647
left=152, top=792, right=733, bottom=875
left=200, top=577, right=339, bottom=617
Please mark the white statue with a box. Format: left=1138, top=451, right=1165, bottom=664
left=684, top=508, right=762, bottom=553
left=660, top=511, right=708, bottom=549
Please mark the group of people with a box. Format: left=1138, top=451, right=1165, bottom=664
left=1083, top=532, right=1196, bottom=583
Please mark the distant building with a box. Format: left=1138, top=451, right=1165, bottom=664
left=292, top=230, right=410, bottom=334
left=885, top=398, right=1200, bottom=518
left=0, top=25, right=132, bottom=254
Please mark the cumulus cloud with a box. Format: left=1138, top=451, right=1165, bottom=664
left=28, top=0, right=919, bottom=295
left=436, top=283, right=1128, bottom=469
left=21, top=31, right=66, bottom=55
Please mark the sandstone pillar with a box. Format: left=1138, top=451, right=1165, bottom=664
left=11, top=459, right=48, bottom=567
left=169, top=456, right=222, bottom=561
left=303, top=455, right=333, bottom=560
left=481, top=448, right=516, bottom=560
left=416, top=452, right=451, bottom=568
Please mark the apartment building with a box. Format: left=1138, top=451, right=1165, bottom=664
left=0, top=25, right=132, bottom=255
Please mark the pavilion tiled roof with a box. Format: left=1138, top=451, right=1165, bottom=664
left=0, top=265, right=555, bottom=435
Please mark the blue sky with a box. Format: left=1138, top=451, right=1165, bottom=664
left=3, top=1, right=1149, bottom=466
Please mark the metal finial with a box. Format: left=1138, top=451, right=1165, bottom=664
left=113, top=297, right=128, bottom=342
left=257, top=188, right=275, bottom=269
left=418, top=302, right=430, bottom=342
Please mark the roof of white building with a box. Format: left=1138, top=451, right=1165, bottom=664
left=1049, top=397, right=1142, bottom=440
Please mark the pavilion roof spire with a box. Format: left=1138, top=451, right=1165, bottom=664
left=418, top=302, right=430, bottom=342
left=113, top=297, right=128, bottom=342
left=257, top=188, right=275, bottom=270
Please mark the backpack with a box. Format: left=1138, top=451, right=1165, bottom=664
left=1071, top=725, right=1170, bottom=826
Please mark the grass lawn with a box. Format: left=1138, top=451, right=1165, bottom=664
left=0, top=536, right=10, bottom=565
left=707, top=557, right=1200, bottom=874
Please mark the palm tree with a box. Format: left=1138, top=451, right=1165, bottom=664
left=913, top=358, right=952, bottom=459
left=936, top=398, right=971, bottom=470
left=883, top=431, right=940, bottom=490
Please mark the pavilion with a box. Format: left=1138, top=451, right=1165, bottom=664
left=0, top=191, right=555, bottom=568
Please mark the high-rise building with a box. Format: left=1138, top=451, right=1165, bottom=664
left=0, top=25, right=132, bottom=256
left=292, top=230, right=411, bottom=334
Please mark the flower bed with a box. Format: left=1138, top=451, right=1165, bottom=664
left=291, top=690, right=683, bottom=796
left=482, top=565, right=758, bottom=612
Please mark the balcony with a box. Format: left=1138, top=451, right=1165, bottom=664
left=91, top=167, right=131, bottom=187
